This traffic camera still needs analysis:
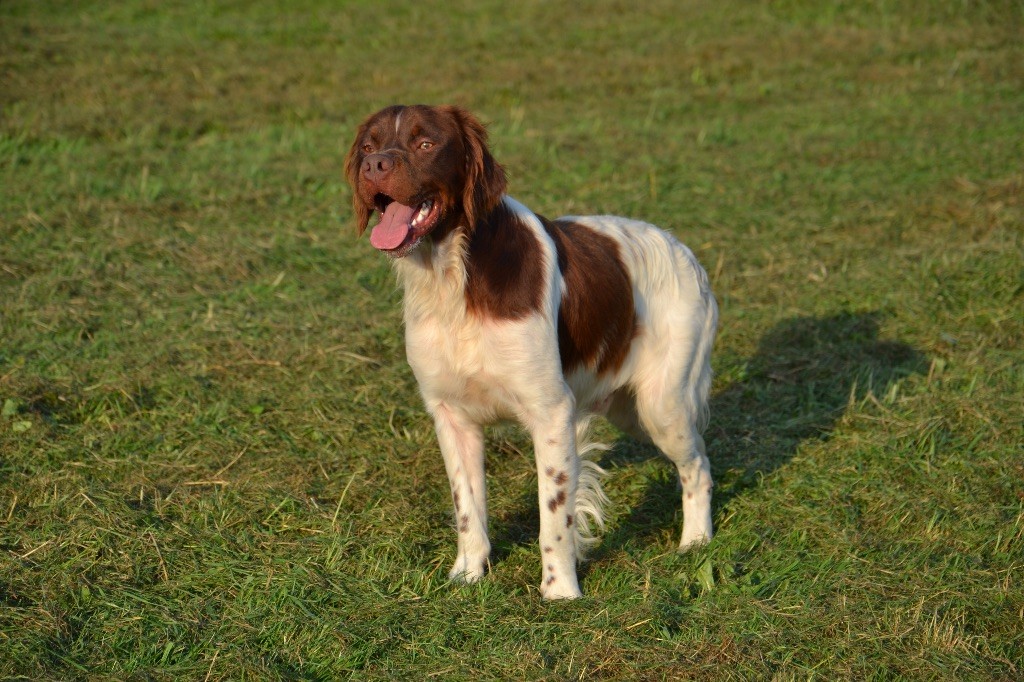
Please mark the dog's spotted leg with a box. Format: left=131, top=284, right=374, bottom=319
left=637, top=393, right=714, bottom=551
left=674, top=431, right=714, bottom=551
left=527, top=392, right=583, bottom=600
left=432, top=402, right=490, bottom=583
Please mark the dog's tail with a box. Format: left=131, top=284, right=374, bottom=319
left=573, top=417, right=611, bottom=559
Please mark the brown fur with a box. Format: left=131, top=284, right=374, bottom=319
left=344, top=105, right=506, bottom=240
left=543, top=218, right=638, bottom=375
left=464, top=202, right=545, bottom=319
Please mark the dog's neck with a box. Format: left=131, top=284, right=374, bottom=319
left=395, top=196, right=533, bottom=328
left=394, top=209, right=475, bottom=326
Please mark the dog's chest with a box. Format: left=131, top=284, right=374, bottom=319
left=403, top=302, right=521, bottom=418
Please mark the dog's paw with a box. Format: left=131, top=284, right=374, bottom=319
left=448, top=555, right=488, bottom=584
left=539, top=571, right=583, bottom=600
left=540, top=580, right=583, bottom=600
left=678, top=529, right=712, bottom=553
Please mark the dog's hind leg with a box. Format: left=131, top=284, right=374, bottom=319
left=656, top=415, right=713, bottom=550
left=432, top=402, right=490, bottom=582
left=634, top=291, right=717, bottom=551
left=636, top=386, right=714, bottom=550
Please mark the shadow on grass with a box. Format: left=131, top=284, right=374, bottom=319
left=492, top=311, right=927, bottom=561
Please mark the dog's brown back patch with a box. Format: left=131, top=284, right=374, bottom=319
left=544, top=218, right=637, bottom=375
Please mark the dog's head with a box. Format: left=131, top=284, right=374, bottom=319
left=344, top=105, right=507, bottom=257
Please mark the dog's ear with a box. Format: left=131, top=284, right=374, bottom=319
left=446, top=107, right=506, bottom=230
left=344, top=122, right=372, bottom=235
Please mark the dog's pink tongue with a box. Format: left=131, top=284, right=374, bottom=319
left=370, top=202, right=416, bottom=251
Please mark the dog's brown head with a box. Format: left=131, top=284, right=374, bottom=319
left=345, top=105, right=507, bottom=257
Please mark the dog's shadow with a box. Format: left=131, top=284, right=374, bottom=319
left=491, top=311, right=927, bottom=561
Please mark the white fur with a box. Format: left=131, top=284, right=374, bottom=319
left=394, top=196, right=717, bottom=599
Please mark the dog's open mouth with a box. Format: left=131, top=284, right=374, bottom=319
left=369, top=194, right=441, bottom=256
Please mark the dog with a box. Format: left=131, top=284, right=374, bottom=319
left=345, top=105, right=718, bottom=599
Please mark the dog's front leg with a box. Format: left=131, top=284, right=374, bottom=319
left=431, top=402, right=490, bottom=583
left=527, top=392, right=583, bottom=600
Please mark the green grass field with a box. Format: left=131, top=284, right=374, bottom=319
left=2, top=1, right=1022, bottom=678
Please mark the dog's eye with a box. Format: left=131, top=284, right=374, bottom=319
left=418, top=140, right=434, bottom=150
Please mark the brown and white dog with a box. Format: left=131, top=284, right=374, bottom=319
left=345, top=105, right=718, bottom=599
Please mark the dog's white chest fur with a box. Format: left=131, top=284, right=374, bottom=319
left=407, top=315, right=520, bottom=419
left=397, top=243, right=529, bottom=422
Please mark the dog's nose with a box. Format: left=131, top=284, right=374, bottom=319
left=362, top=153, right=394, bottom=182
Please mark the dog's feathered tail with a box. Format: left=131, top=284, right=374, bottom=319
left=573, top=417, right=611, bottom=559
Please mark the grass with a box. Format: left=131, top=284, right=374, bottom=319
left=2, top=0, right=1022, bottom=678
